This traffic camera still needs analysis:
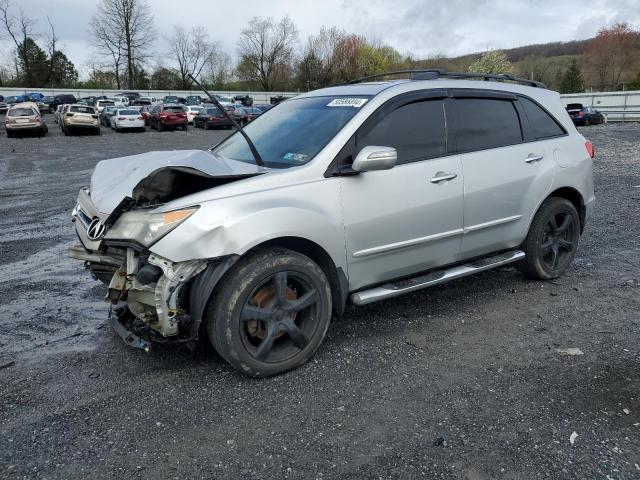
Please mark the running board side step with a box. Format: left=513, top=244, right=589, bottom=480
left=351, top=250, right=525, bottom=306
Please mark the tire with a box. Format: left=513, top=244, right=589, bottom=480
left=183, top=123, right=188, bottom=131
left=206, top=248, right=333, bottom=377
left=6, top=130, right=14, bottom=138
left=157, top=121, right=164, bottom=132
left=584, top=117, right=590, bottom=126
left=517, top=197, right=580, bottom=280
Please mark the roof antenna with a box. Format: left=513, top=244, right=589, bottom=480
left=188, top=74, right=264, bottom=167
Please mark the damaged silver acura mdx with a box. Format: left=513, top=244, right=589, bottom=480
left=70, top=70, right=595, bottom=377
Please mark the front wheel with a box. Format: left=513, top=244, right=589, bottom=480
left=518, top=197, right=580, bottom=280
left=206, top=248, right=332, bottom=377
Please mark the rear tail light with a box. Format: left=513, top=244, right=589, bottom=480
left=117, top=117, right=126, bottom=120
left=91, top=114, right=99, bottom=119
left=578, top=111, right=585, bottom=117
left=66, top=113, right=74, bottom=117
left=585, top=140, right=595, bottom=159
left=137, top=116, right=144, bottom=120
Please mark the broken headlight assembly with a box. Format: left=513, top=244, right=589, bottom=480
left=104, top=207, right=198, bottom=247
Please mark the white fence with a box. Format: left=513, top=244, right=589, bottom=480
left=560, top=91, right=640, bottom=122
left=2, top=86, right=639, bottom=121
left=0, top=87, right=300, bottom=104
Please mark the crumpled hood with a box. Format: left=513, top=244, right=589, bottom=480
left=90, top=149, right=267, bottom=213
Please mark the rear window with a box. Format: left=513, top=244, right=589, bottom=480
left=453, top=98, right=522, bottom=152
left=204, top=108, right=221, bottom=114
left=519, top=97, right=565, bottom=139
left=9, top=108, right=35, bottom=117
left=119, top=110, right=139, bottom=115
left=70, top=105, right=95, bottom=114
left=566, top=103, right=583, bottom=110
left=98, top=101, right=115, bottom=106
left=163, top=106, right=184, bottom=113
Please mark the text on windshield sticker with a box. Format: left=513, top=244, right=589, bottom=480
left=326, top=98, right=368, bottom=108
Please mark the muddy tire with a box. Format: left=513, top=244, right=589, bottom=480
left=518, top=197, right=580, bottom=280
left=206, top=248, right=332, bottom=377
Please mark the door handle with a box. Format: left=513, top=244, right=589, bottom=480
left=525, top=154, right=544, bottom=163
left=430, top=172, right=458, bottom=184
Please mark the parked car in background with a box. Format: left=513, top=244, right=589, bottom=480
left=231, top=106, right=252, bottom=125
left=95, top=99, right=115, bottom=113
left=117, top=91, right=140, bottom=101
left=185, top=95, right=205, bottom=105
left=184, top=105, right=202, bottom=124
left=254, top=104, right=274, bottom=113
left=139, top=96, right=159, bottom=105
left=566, top=104, right=604, bottom=126
left=242, top=107, right=263, bottom=123
left=0, top=101, right=8, bottom=114
left=110, top=96, right=130, bottom=107
left=4, top=102, right=48, bottom=137
left=110, top=108, right=145, bottom=132
left=100, top=106, right=117, bottom=126
left=40, top=96, right=55, bottom=113
left=3, top=96, right=20, bottom=107
left=234, top=94, right=253, bottom=107
left=54, top=104, right=66, bottom=124
left=61, top=104, right=100, bottom=135
left=162, top=95, right=186, bottom=105
left=50, top=94, right=77, bottom=111
left=139, top=105, right=152, bottom=125
left=148, top=104, right=188, bottom=131
left=193, top=106, right=233, bottom=129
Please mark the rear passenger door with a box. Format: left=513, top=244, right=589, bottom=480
left=449, top=91, right=559, bottom=258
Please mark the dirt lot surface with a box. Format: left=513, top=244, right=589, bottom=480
left=0, top=118, right=639, bottom=479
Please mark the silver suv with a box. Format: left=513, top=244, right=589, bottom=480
left=70, top=71, right=595, bottom=377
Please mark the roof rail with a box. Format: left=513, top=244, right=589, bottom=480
left=347, top=69, right=547, bottom=89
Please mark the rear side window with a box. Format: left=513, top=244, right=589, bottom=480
left=357, top=100, right=446, bottom=164
left=453, top=98, right=522, bottom=152
left=519, top=97, right=565, bottom=139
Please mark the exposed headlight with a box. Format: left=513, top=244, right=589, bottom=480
left=104, top=207, right=198, bottom=247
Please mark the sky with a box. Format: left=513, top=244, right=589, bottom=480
left=1, top=0, right=639, bottom=78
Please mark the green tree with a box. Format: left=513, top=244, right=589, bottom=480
left=628, top=72, right=640, bottom=90
left=49, top=50, right=78, bottom=86
left=17, top=37, right=49, bottom=86
left=150, top=66, right=180, bottom=90
left=468, top=50, right=515, bottom=74
left=560, top=59, right=584, bottom=93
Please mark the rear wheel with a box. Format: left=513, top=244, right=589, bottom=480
left=518, top=197, right=580, bottom=280
left=206, top=248, right=332, bottom=377
left=6, top=130, right=14, bottom=138
left=157, top=121, right=164, bottom=132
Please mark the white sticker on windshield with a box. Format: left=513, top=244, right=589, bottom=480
left=326, top=98, right=368, bottom=108
left=284, top=152, right=308, bottom=163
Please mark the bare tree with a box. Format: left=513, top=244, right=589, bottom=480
left=236, top=16, right=298, bottom=91
left=586, top=23, right=640, bottom=90
left=0, top=0, right=37, bottom=83
left=203, top=47, right=231, bottom=88
left=90, top=0, right=155, bottom=89
left=169, top=25, right=215, bottom=89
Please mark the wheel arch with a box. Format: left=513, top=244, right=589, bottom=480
left=547, top=186, right=586, bottom=233
left=253, top=236, right=349, bottom=316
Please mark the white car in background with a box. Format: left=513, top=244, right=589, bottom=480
left=109, top=96, right=129, bottom=107
left=110, top=108, right=145, bottom=132
left=95, top=99, right=115, bottom=113
left=139, top=96, right=160, bottom=105
left=184, top=105, right=202, bottom=124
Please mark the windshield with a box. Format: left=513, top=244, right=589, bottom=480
left=213, top=95, right=370, bottom=168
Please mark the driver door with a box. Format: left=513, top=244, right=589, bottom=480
left=338, top=95, right=464, bottom=290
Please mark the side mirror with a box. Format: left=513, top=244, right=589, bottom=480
left=352, top=146, right=397, bottom=172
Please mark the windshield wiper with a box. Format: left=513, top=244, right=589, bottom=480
left=188, top=74, right=264, bottom=167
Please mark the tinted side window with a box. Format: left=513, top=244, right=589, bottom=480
left=453, top=98, right=522, bottom=152
left=357, top=100, right=446, bottom=164
left=519, top=97, right=565, bottom=139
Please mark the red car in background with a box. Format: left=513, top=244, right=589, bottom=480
left=148, top=104, right=188, bottom=131
left=139, top=105, right=152, bottom=126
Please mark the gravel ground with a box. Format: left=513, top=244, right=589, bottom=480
left=0, top=117, right=639, bottom=479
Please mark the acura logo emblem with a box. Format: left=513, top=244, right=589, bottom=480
left=87, top=218, right=106, bottom=240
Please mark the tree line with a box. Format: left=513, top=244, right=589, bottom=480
left=1, top=0, right=639, bottom=93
